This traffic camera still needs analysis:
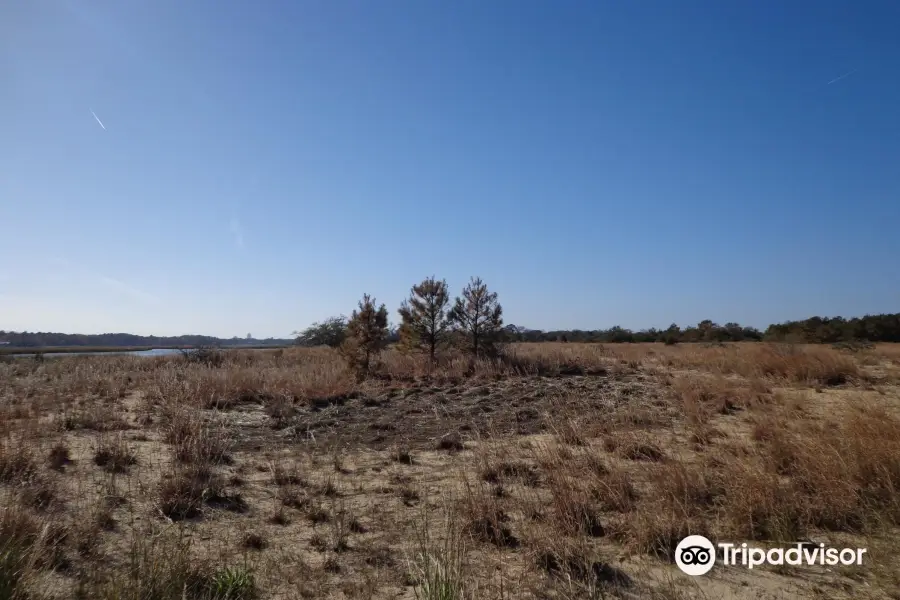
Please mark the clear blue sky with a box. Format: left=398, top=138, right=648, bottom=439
left=2, top=1, right=899, bottom=338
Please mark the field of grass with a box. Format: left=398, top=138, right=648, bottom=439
left=2, top=342, right=900, bottom=599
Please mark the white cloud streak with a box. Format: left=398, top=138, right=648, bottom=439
left=827, top=69, right=857, bottom=85
left=90, top=109, right=107, bottom=130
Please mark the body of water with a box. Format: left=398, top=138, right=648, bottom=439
left=10, top=348, right=187, bottom=358
left=9, top=348, right=280, bottom=359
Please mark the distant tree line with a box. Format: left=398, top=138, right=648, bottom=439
left=297, top=310, right=900, bottom=348
left=5, top=310, right=898, bottom=351
left=0, top=331, right=294, bottom=349
left=501, top=321, right=764, bottom=344
left=763, top=314, right=900, bottom=344
left=503, top=314, right=900, bottom=344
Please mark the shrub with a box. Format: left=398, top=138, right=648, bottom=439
left=179, top=346, right=225, bottom=368
left=293, top=317, right=348, bottom=348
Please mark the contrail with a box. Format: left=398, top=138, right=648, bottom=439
left=90, top=109, right=106, bottom=130
left=827, top=69, right=857, bottom=85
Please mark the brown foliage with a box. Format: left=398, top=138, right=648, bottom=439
left=340, top=294, right=389, bottom=377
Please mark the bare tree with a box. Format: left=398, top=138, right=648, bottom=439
left=448, top=276, right=503, bottom=357
left=398, top=276, right=451, bottom=363
left=341, top=294, right=389, bottom=377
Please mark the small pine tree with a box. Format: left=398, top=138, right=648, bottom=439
left=341, top=294, right=389, bottom=377
left=448, top=276, right=503, bottom=358
left=398, top=277, right=451, bottom=363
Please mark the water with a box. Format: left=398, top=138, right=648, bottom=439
left=9, top=348, right=266, bottom=359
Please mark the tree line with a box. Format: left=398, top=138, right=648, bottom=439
left=503, top=321, right=765, bottom=344
left=505, top=314, right=900, bottom=344
left=4, top=288, right=897, bottom=350
left=763, top=313, right=900, bottom=344
left=0, top=332, right=294, bottom=349
left=502, top=315, right=900, bottom=344
left=296, top=278, right=900, bottom=351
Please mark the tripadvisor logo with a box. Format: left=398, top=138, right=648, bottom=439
left=675, top=535, right=867, bottom=576
left=675, top=536, right=716, bottom=576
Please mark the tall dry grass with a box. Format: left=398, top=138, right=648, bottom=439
left=1, top=342, right=899, bottom=598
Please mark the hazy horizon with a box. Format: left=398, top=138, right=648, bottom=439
left=3, top=1, right=899, bottom=338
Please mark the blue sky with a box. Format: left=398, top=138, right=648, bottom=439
left=2, top=1, right=899, bottom=338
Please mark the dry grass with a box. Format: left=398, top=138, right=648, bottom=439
left=0, top=342, right=899, bottom=599
left=93, top=434, right=138, bottom=474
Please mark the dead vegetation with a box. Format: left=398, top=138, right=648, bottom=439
left=1, top=342, right=899, bottom=599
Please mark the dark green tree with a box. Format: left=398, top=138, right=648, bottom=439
left=448, top=277, right=503, bottom=357
left=398, top=276, right=451, bottom=363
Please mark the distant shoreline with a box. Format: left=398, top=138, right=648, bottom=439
left=0, top=344, right=292, bottom=355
